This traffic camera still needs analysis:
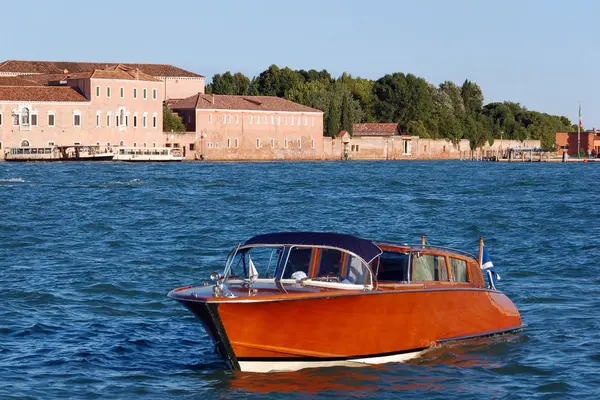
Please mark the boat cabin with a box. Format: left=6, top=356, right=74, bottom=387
left=217, top=232, right=486, bottom=295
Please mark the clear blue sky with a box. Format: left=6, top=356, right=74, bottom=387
left=2, top=0, right=599, bottom=127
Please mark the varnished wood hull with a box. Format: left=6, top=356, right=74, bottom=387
left=176, top=287, right=523, bottom=372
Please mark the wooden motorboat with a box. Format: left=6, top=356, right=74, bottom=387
left=168, top=232, right=523, bottom=373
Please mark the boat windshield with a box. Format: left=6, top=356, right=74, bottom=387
left=225, top=246, right=284, bottom=281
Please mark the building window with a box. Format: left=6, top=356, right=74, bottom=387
left=107, top=142, right=111, bottom=147
left=311, top=117, right=315, bottom=126
left=277, top=116, right=281, bottom=125
left=304, top=117, right=308, bottom=126
left=107, top=87, right=111, bottom=98
left=73, top=141, right=81, bottom=146
left=96, top=86, right=100, bottom=97
left=143, top=88, right=147, bottom=99
left=402, top=140, right=411, bottom=155
left=311, top=139, right=315, bottom=149
left=116, top=115, right=120, bottom=126
left=255, top=115, right=260, bottom=124
left=284, top=139, right=288, bottom=149
left=48, top=141, right=55, bottom=146
left=133, top=142, right=137, bottom=148
left=73, top=112, right=81, bottom=127
left=222, top=114, right=226, bottom=124
left=120, top=140, right=124, bottom=146
left=133, top=88, right=137, bottom=99
left=31, top=113, right=38, bottom=126
left=106, top=112, right=111, bottom=127
left=256, top=138, right=260, bottom=148
left=189, top=143, right=195, bottom=151
left=263, top=116, right=267, bottom=124
left=125, top=115, right=129, bottom=127
left=235, top=115, right=239, bottom=124
left=356, top=145, right=359, bottom=152
left=143, top=142, right=147, bottom=148
left=249, top=115, right=253, bottom=124
left=215, top=142, right=219, bottom=148
left=297, top=117, right=301, bottom=126
left=298, top=139, right=302, bottom=149
left=227, top=138, right=231, bottom=148
left=120, top=87, right=124, bottom=98
left=143, top=113, right=147, bottom=128
left=227, top=114, right=231, bottom=124
left=351, top=145, right=355, bottom=151
left=0, top=111, right=2, bottom=126
left=270, top=138, right=275, bottom=148
left=21, top=107, right=30, bottom=125
left=270, top=116, right=274, bottom=125
left=284, top=116, right=287, bottom=125
left=152, top=142, right=156, bottom=148
left=48, top=112, right=55, bottom=127
left=96, top=112, right=101, bottom=128
left=21, top=139, right=30, bottom=147
left=234, top=138, right=239, bottom=148
left=133, top=115, right=138, bottom=128
left=208, top=114, right=212, bottom=123
left=152, top=114, right=157, bottom=128
left=152, top=88, right=157, bottom=99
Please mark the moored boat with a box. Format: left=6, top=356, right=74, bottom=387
left=168, top=232, right=524, bottom=373
left=5, top=145, right=114, bottom=162
left=112, top=147, right=183, bottom=162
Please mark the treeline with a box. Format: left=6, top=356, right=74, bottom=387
left=206, top=65, right=573, bottom=149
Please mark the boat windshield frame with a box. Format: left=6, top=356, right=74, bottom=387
left=222, top=243, right=376, bottom=289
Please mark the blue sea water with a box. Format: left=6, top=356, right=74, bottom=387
left=1, top=161, right=600, bottom=399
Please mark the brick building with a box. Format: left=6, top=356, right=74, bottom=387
left=555, top=131, right=600, bottom=156
left=168, top=94, right=324, bottom=160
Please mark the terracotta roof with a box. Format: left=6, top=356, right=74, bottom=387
left=0, top=76, right=40, bottom=86
left=65, top=65, right=160, bottom=82
left=0, top=60, right=204, bottom=78
left=337, top=130, right=349, bottom=138
left=20, top=73, right=69, bottom=85
left=352, top=123, right=399, bottom=136
left=169, top=94, right=323, bottom=113
left=0, top=86, right=88, bottom=102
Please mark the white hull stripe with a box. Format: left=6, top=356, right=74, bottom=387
left=237, top=350, right=424, bottom=373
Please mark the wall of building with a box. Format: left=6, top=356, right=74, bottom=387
left=555, top=132, right=596, bottom=156
left=325, top=136, right=542, bottom=161
left=161, top=77, right=205, bottom=100
left=0, top=77, right=166, bottom=152
left=185, top=109, right=324, bottom=160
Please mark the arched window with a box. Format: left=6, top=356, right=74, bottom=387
left=120, top=140, right=124, bottom=146
left=21, top=108, right=30, bottom=125
left=120, top=109, right=125, bottom=126
left=21, top=139, right=30, bottom=147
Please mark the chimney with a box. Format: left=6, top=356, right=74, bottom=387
left=211, top=93, right=215, bottom=104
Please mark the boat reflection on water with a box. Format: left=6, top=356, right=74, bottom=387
left=224, top=333, right=527, bottom=396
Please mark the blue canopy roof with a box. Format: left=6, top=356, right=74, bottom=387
left=243, top=232, right=382, bottom=263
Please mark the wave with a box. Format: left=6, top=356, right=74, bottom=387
left=0, top=177, right=25, bottom=183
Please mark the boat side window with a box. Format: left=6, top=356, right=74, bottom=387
left=282, top=247, right=312, bottom=279
left=377, top=251, right=409, bottom=282
left=450, top=257, right=469, bottom=282
left=316, top=249, right=344, bottom=277
left=412, top=254, right=449, bottom=281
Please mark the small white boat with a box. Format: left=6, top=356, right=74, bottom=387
left=113, top=147, right=183, bottom=162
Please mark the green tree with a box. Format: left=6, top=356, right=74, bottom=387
left=163, top=105, right=186, bottom=132
left=461, top=79, right=484, bottom=115
left=207, top=72, right=251, bottom=95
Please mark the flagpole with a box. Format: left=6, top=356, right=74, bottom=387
left=478, top=237, right=484, bottom=267
left=578, top=103, right=581, bottom=158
